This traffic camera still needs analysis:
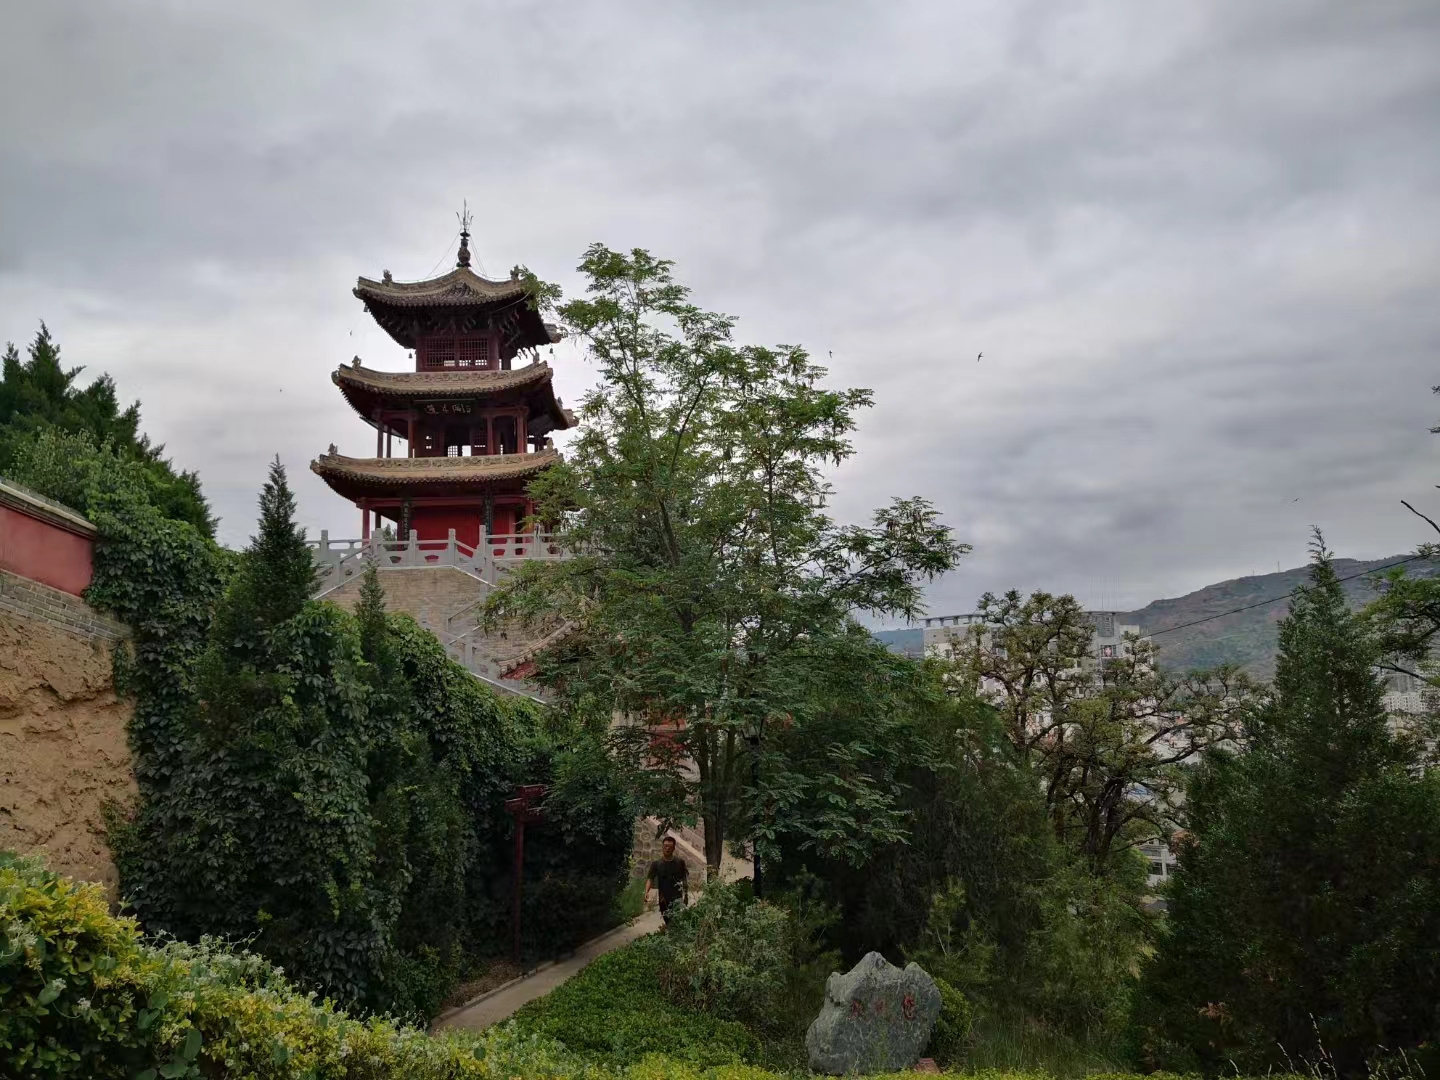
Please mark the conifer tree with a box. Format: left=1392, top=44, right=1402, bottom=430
left=1138, top=535, right=1440, bottom=1075
left=248, top=455, right=316, bottom=628
left=356, top=560, right=388, bottom=667
left=0, top=323, right=215, bottom=535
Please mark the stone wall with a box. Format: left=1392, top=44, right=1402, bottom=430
left=0, top=570, right=133, bottom=895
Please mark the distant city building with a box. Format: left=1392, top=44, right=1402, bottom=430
left=919, top=610, right=1144, bottom=663
left=1384, top=670, right=1433, bottom=718
left=1139, top=837, right=1178, bottom=890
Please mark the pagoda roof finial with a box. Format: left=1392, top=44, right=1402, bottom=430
left=456, top=201, right=473, bottom=269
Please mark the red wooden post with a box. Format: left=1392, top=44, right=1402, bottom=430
left=505, top=784, right=547, bottom=965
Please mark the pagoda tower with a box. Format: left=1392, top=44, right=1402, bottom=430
left=311, top=222, right=572, bottom=552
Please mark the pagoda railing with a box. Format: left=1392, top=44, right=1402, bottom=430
left=307, top=531, right=569, bottom=705
left=483, top=532, right=567, bottom=563
left=308, top=530, right=569, bottom=598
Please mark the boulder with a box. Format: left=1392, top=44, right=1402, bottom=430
left=805, top=951, right=942, bottom=1074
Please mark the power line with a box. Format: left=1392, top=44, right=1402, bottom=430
left=1147, top=554, right=1429, bottom=638
left=422, top=232, right=460, bottom=279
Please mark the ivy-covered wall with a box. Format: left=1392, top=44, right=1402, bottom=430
left=80, top=465, right=633, bottom=1021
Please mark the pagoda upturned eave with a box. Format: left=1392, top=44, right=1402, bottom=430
left=333, top=360, right=576, bottom=433
left=353, top=266, right=562, bottom=352
left=310, top=448, right=561, bottom=502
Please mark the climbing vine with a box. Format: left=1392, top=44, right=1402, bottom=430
left=89, top=463, right=634, bottom=1020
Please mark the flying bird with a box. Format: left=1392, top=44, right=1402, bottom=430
left=976, top=352, right=983, bottom=362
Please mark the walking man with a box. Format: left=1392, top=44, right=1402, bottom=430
left=644, top=835, right=689, bottom=926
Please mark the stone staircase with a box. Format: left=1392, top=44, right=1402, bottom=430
left=309, top=532, right=568, bottom=703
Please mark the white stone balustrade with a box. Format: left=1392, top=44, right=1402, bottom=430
left=307, top=529, right=565, bottom=703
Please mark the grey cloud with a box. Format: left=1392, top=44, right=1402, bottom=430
left=2, top=0, right=1438, bottom=608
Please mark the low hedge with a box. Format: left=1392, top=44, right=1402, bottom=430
left=0, top=852, right=529, bottom=1079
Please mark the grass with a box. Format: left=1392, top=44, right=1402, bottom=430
left=959, top=1013, right=1130, bottom=1077
left=507, top=935, right=1130, bottom=1079
left=507, top=938, right=761, bottom=1067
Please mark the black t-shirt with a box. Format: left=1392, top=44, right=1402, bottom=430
left=647, top=856, right=688, bottom=903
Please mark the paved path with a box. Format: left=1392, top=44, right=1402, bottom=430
left=435, top=910, right=664, bottom=1032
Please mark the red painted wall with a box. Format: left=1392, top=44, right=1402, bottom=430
left=411, top=507, right=483, bottom=548
left=0, top=504, right=94, bottom=595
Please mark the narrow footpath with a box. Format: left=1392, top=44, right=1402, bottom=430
left=435, top=910, right=663, bottom=1032
left=436, top=828, right=749, bottom=1033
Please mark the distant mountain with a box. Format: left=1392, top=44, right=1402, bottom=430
left=874, top=555, right=1436, bottom=678
left=873, top=627, right=924, bottom=658
left=1120, top=555, right=1437, bottom=679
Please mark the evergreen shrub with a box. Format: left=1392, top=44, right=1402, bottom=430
left=0, top=853, right=503, bottom=1079
left=653, top=884, right=791, bottom=1030
left=927, top=977, right=974, bottom=1066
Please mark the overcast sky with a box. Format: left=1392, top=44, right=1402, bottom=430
left=3, top=0, right=1438, bottom=620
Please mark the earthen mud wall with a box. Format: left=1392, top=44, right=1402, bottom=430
left=0, top=570, right=133, bottom=895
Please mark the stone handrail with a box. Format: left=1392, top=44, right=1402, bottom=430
left=481, top=532, right=567, bottom=563
left=307, top=531, right=561, bottom=704
left=309, top=531, right=503, bottom=597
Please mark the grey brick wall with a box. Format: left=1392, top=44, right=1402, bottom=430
left=0, top=569, right=128, bottom=643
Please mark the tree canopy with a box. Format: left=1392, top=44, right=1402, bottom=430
left=490, top=245, right=967, bottom=872
left=0, top=323, right=214, bottom=535
left=1137, top=538, right=1440, bottom=1074
left=951, top=590, right=1260, bottom=871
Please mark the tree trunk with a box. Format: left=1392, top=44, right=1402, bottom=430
left=703, top=813, right=725, bottom=876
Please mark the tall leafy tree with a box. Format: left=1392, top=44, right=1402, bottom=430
left=492, top=245, right=966, bottom=872
left=1137, top=538, right=1440, bottom=1074
left=0, top=323, right=214, bottom=535
left=953, top=590, right=1257, bottom=871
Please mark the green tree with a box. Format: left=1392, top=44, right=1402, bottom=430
left=0, top=324, right=214, bottom=535
left=782, top=671, right=1152, bottom=1048
left=1137, top=538, right=1440, bottom=1075
left=953, top=590, right=1257, bottom=872
left=490, top=245, right=966, bottom=873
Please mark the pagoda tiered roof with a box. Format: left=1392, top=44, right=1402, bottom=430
left=333, top=359, right=575, bottom=431
left=311, top=448, right=561, bottom=501
left=353, top=266, right=562, bottom=353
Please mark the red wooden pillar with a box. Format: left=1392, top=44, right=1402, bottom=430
left=361, top=503, right=371, bottom=540
left=505, top=785, right=547, bottom=965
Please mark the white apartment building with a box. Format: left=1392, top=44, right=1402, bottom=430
left=921, top=610, right=1143, bottom=664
